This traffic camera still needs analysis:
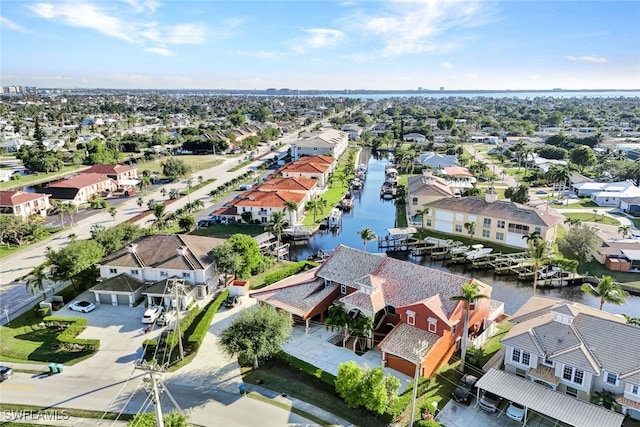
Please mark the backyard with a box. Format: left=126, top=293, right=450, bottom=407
left=134, top=155, right=224, bottom=176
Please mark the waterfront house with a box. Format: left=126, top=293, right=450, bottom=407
left=289, top=128, right=348, bottom=161
left=79, top=164, right=139, bottom=188
left=251, top=245, right=502, bottom=378
left=406, top=172, right=454, bottom=222
left=43, top=173, right=118, bottom=204
left=341, top=123, right=363, bottom=140
left=498, top=296, right=639, bottom=422
left=0, top=190, right=51, bottom=218
left=414, top=152, right=458, bottom=169
left=279, top=155, right=335, bottom=187
left=403, top=133, right=427, bottom=143
left=231, top=189, right=307, bottom=224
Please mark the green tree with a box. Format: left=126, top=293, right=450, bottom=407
left=161, top=158, right=191, bottom=181
left=463, top=220, right=476, bottom=242
left=178, top=215, right=196, bottom=233
left=46, top=239, right=104, bottom=285
left=622, top=315, right=640, bottom=327
left=527, top=239, right=551, bottom=296
left=361, top=367, right=390, bottom=414
left=558, top=224, right=599, bottom=262
left=335, top=361, right=400, bottom=414
left=504, top=184, right=530, bottom=204
left=569, top=145, right=597, bottom=173
left=581, top=275, right=629, bottom=310
left=335, top=361, right=364, bottom=408
left=305, top=198, right=322, bottom=223
left=139, top=176, right=152, bottom=194
left=590, top=390, right=618, bottom=410
left=91, top=223, right=145, bottom=254
left=219, top=304, right=292, bottom=368
left=283, top=200, right=299, bottom=225
left=24, top=263, right=51, bottom=301
left=266, top=211, right=286, bottom=258
left=618, top=225, right=631, bottom=239
left=416, top=208, right=430, bottom=229
left=136, top=197, right=144, bottom=215
left=449, top=282, right=489, bottom=372
left=356, top=227, right=377, bottom=252
left=211, top=234, right=265, bottom=278
left=210, top=242, right=244, bottom=280
left=107, top=205, right=117, bottom=221
left=127, top=410, right=190, bottom=427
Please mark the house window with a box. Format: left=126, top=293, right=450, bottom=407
left=160, top=271, right=168, bottom=277
left=482, top=230, right=490, bottom=238
left=340, top=284, right=347, bottom=295
left=543, top=355, right=554, bottom=367
left=407, top=310, right=416, bottom=326
left=497, top=220, right=505, bottom=229
left=512, top=348, right=531, bottom=367
left=606, top=372, right=618, bottom=386
left=566, top=386, right=578, bottom=397
left=412, top=198, right=418, bottom=206
left=130, top=269, right=139, bottom=275
left=426, top=219, right=432, bottom=227
left=516, top=368, right=527, bottom=378
left=508, top=223, right=530, bottom=235
left=496, top=232, right=504, bottom=241
left=534, top=227, right=542, bottom=234
left=427, top=317, right=437, bottom=333
left=632, top=385, right=639, bottom=395
left=455, top=224, right=463, bottom=232
left=452, top=323, right=458, bottom=335
left=483, top=218, right=491, bottom=228
left=182, top=272, right=191, bottom=279
left=563, top=366, right=584, bottom=385
left=109, top=268, right=117, bottom=274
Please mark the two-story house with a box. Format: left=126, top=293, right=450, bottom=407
left=290, top=128, right=348, bottom=161
left=0, top=190, right=51, bottom=218
left=500, top=296, right=640, bottom=421
left=279, top=155, right=336, bottom=187
left=43, top=173, right=118, bottom=204
left=79, top=164, right=139, bottom=188
left=406, top=173, right=454, bottom=222
left=251, top=245, right=499, bottom=378
left=421, top=192, right=563, bottom=249
left=414, top=152, right=458, bottom=170
left=341, top=123, right=363, bottom=140
left=231, top=189, right=307, bottom=224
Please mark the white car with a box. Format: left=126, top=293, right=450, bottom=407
left=142, top=306, right=164, bottom=324
left=68, top=300, right=96, bottom=313
left=506, top=401, right=526, bottom=421
left=156, top=309, right=176, bottom=326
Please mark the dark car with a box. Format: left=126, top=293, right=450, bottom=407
left=197, top=219, right=212, bottom=229
left=224, top=296, right=241, bottom=308
left=452, top=374, right=478, bottom=404
left=0, top=366, right=14, bottom=381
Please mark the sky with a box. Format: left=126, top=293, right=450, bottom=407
left=1, top=0, right=639, bottom=90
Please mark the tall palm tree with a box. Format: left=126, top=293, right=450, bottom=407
left=185, top=177, right=195, bottom=204
left=24, top=263, right=50, bottom=301
left=527, top=238, right=551, bottom=296
left=136, top=197, right=144, bottom=215
left=581, top=275, right=629, bottom=310
left=61, top=202, right=75, bottom=226
left=463, top=220, right=476, bottom=242
left=618, top=225, right=631, bottom=239
left=356, top=227, right=377, bottom=252
left=283, top=200, right=299, bottom=226
left=522, top=231, right=542, bottom=246
left=416, top=208, right=430, bottom=229
left=622, top=314, right=640, bottom=327
left=449, top=282, right=489, bottom=371
left=266, top=211, right=286, bottom=259
left=139, top=176, right=152, bottom=194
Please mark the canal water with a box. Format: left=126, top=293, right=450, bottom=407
left=289, top=154, right=640, bottom=317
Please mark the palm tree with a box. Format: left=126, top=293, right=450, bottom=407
left=618, top=225, right=631, bottom=239
left=564, top=217, right=582, bottom=227
left=522, top=231, right=541, bottom=246
left=160, top=188, right=168, bottom=200
left=581, top=275, right=629, bottom=310
left=622, top=314, right=640, bottom=327
left=61, top=202, right=75, bottom=226
left=24, top=263, right=50, bottom=301
left=185, top=177, right=195, bottom=204
left=139, top=176, right=152, bottom=194
left=107, top=205, right=117, bottom=221
left=283, top=200, right=299, bottom=226
left=527, top=238, right=551, bottom=296
left=591, top=389, right=617, bottom=410
left=463, top=220, right=476, bottom=242
left=266, top=211, right=286, bottom=259
left=197, top=175, right=204, bottom=186
left=136, top=197, right=144, bottom=215
left=416, top=208, right=430, bottom=229
left=449, top=282, right=489, bottom=371
left=178, top=215, right=196, bottom=233
left=356, top=227, right=377, bottom=252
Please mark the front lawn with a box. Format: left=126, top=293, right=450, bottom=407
left=191, top=224, right=266, bottom=237
left=135, top=155, right=224, bottom=176
left=562, top=212, right=620, bottom=226
left=477, top=321, right=513, bottom=367
left=0, top=165, right=88, bottom=190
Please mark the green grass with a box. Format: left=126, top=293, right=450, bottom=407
left=575, top=258, right=640, bottom=289
left=477, top=321, right=513, bottom=367
left=191, top=223, right=266, bottom=237
left=135, top=155, right=224, bottom=176
left=0, top=309, right=96, bottom=365
left=415, top=229, right=522, bottom=254
left=179, top=178, right=216, bottom=196
left=0, top=227, right=64, bottom=260
left=562, top=212, right=620, bottom=226
left=228, top=159, right=255, bottom=172
left=0, top=165, right=89, bottom=190
left=248, top=260, right=295, bottom=289
left=247, top=393, right=333, bottom=427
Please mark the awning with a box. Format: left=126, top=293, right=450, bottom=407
left=621, top=249, right=640, bottom=261
left=476, top=369, right=624, bottom=427
left=386, top=227, right=417, bottom=237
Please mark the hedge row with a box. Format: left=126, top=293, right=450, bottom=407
left=186, top=290, right=229, bottom=351
left=42, top=316, right=100, bottom=352
left=165, top=304, right=201, bottom=351
left=263, top=261, right=319, bottom=286
left=274, top=351, right=336, bottom=388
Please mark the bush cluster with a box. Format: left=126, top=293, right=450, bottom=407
left=43, top=316, right=100, bottom=352
left=263, top=261, right=318, bottom=286
left=165, top=306, right=200, bottom=351
left=186, top=290, right=228, bottom=351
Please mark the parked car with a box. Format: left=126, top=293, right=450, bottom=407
left=142, top=306, right=164, bottom=324
left=551, top=199, right=563, bottom=205
left=156, top=309, right=176, bottom=326
left=0, top=366, right=13, bottom=381
left=535, top=189, right=548, bottom=195
left=224, top=296, right=241, bottom=308
left=506, top=401, right=526, bottom=421
left=197, top=219, right=212, bottom=228
left=478, top=390, right=500, bottom=413
left=68, top=300, right=96, bottom=313
left=452, top=374, right=478, bottom=404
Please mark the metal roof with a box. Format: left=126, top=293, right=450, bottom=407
left=476, top=369, right=624, bottom=427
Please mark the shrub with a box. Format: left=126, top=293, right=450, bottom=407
left=43, top=316, right=100, bottom=352
left=186, top=290, right=228, bottom=351
left=37, top=307, right=51, bottom=317
left=165, top=305, right=201, bottom=351
left=263, top=261, right=319, bottom=286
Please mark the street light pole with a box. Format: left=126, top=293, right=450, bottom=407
left=409, top=340, right=430, bottom=427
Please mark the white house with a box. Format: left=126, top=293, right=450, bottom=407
left=414, top=152, right=459, bottom=169
left=403, top=133, right=427, bottom=143
left=290, top=128, right=348, bottom=161
left=341, top=124, right=363, bottom=140
left=572, top=181, right=640, bottom=206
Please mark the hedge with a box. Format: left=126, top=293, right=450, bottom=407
left=263, top=261, right=319, bottom=286
left=165, top=305, right=201, bottom=351
left=274, top=351, right=335, bottom=388
left=186, top=290, right=228, bottom=351
left=42, top=316, right=100, bottom=352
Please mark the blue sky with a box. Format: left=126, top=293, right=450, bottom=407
left=1, top=0, right=639, bottom=90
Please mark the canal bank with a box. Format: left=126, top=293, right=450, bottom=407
left=288, top=154, right=640, bottom=317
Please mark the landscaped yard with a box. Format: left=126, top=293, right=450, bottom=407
left=135, top=155, right=224, bottom=176
left=562, top=212, right=620, bottom=226
left=0, top=165, right=89, bottom=190
left=191, top=223, right=266, bottom=237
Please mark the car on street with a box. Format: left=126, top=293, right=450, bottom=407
left=478, top=390, right=501, bottom=413
left=0, top=366, right=13, bottom=381
left=506, top=401, right=526, bottom=421
left=142, top=306, right=164, bottom=324
left=156, top=308, right=176, bottom=326
left=535, top=189, right=548, bottom=195
left=197, top=219, right=213, bottom=228
left=68, top=300, right=96, bottom=313
left=551, top=199, right=563, bottom=205
left=224, top=295, right=241, bottom=308
left=452, top=374, right=478, bottom=404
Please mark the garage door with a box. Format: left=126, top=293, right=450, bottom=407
left=98, top=293, right=111, bottom=305
left=116, top=294, right=130, bottom=306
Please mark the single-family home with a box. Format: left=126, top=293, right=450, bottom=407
left=79, top=164, right=139, bottom=188
left=258, top=176, right=319, bottom=199
left=403, top=133, right=427, bottom=143
left=95, top=234, right=225, bottom=305
left=252, top=245, right=501, bottom=378
left=369, top=123, right=391, bottom=137
left=231, top=189, right=307, bottom=224
left=279, top=155, right=336, bottom=187
left=90, top=273, right=146, bottom=307
left=414, top=152, right=459, bottom=170
left=43, top=173, right=118, bottom=204
left=0, top=190, right=51, bottom=218
left=142, top=277, right=198, bottom=309
left=420, top=192, right=564, bottom=248
left=290, top=128, right=348, bottom=161
left=341, top=124, right=363, bottom=140
left=497, top=296, right=638, bottom=422
left=573, top=181, right=640, bottom=207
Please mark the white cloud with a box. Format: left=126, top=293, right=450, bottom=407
left=144, top=47, right=175, bottom=56
left=165, top=23, right=207, bottom=44
left=566, top=55, right=607, bottom=64
left=355, top=0, right=494, bottom=57
left=442, top=62, right=454, bottom=69
left=293, top=29, right=344, bottom=53
left=122, top=0, right=160, bottom=13
left=0, top=16, right=30, bottom=33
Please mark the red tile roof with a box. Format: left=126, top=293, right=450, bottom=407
left=233, top=190, right=307, bottom=208
left=258, top=177, right=317, bottom=192
left=44, top=173, right=117, bottom=189
left=280, top=162, right=331, bottom=174
left=0, top=191, right=50, bottom=207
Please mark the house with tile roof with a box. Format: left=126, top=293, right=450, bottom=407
left=414, top=152, right=459, bottom=170
left=290, top=128, right=348, bottom=161
left=421, top=193, right=564, bottom=249
left=252, top=245, right=498, bottom=378
left=406, top=172, right=454, bottom=223
left=0, top=190, right=51, bottom=218
left=279, top=155, right=336, bottom=187
left=500, top=296, right=640, bottom=421
left=79, top=164, right=139, bottom=188
left=43, top=173, right=118, bottom=204
left=230, top=189, right=308, bottom=224
left=90, top=273, right=145, bottom=307
left=96, top=234, right=225, bottom=305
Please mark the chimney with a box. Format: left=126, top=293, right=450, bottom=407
left=177, top=246, right=187, bottom=256
left=127, top=244, right=137, bottom=253
left=485, top=188, right=498, bottom=203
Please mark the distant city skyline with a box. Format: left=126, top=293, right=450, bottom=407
left=2, top=1, right=639, bottom=90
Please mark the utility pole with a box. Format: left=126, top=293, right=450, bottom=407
left=137, top=360, right=165, bottom=427
left=169, top=278, right=185, bottom=361
left=409, top=340, right=430, bottom=427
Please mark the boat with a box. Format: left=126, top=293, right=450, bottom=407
left=537, top=265, right=562, bottom=279
left=328, top=208, right=342, bottom=229
left=339, top=197, right=354, bottom=211
left=284, top=224, right=313, bottom=240
left=449, top=245, right=470, bottom=255
left=464, top=244, right=493, bottom=260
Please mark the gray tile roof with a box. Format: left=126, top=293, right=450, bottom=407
left=316, top=245, right=387, bottom=285
left=143, top=277, right=195, bottom=296
left=91, top=273, right=144, bottom=293
left=424, top=197, right=562, bottom=227
left=407, top=175, right=453, bottom=198
left=378, top=323, right=440, bottom=362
